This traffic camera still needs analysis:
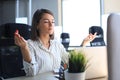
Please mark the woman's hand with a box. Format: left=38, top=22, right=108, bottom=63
left=81, top=32, right=97, bottom=46
left=14, top=30, right=31, bottom=62
left=14, top=29, right=27, bottom=48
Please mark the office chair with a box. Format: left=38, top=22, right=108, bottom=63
left=107, top=13, right=120, bottom=80
left=89, top=26, right=105, bottom=46
left=0, top=23, right=31, bottom=79
left=60, top=33, right=70, bottom=51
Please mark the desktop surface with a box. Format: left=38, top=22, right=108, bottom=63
left=4, top=71, right=59, bottom=80
left=4, top=46, right=108, bottom=80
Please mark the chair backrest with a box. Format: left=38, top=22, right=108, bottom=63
left=60, top=33, right=70, bottom=50
left=89, top=26, right=105, bottom=46
left=0, top=23, right=31, bottom=39
left=107, top=13, right=120, bottom=80
left=0, top=23, right=31, bottom=46
left=0, top=23, right=31, bottom=79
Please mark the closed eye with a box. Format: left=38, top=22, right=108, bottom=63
left=43, top=20, right=55, bottom=24
left=44, top=20, right=49, bottom=23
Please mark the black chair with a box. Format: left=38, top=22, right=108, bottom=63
left=60, top=33, right=70, bottom=51
left=89, top=26, right=105, bottom=46
left=0, top=23, right=31, bottom=79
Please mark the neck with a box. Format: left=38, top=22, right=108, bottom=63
left=39, top=35, right=50, bottom=47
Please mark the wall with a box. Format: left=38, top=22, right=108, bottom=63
left=0, top=0, right=120, bottom=25
left=19, top=0, right=28, bottom=17
left=0, top=0, right=60, bottom=26
left=0, top=0, right=15, bottom=25
left=31, top=0, right=59, bottom=26
left=102, top=0, right=120, bottom=44
left=104, top=0, right=120, bottom=14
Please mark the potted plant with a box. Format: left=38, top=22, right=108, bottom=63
left=64, top=49, right=89, bottom=80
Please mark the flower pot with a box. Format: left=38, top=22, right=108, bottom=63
left=64, top=70, right=86, bottom=80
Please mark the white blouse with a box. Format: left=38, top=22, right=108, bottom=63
left=23, top=39, right=69, bottom=76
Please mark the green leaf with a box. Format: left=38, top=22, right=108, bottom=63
left=68, top=49, right=88, bottom=73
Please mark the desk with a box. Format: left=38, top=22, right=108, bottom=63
left=5, top=76, right=107, bottom=80
left=4, top=46, right=108, bottom=80
left=86, top=77, right=108, bottom=80
left=4, top=72, right=59, bottom=80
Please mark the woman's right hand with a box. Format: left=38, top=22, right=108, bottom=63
left=14, top=30, right=31, bottom=62
left=14, top=29, right=27, bottom=48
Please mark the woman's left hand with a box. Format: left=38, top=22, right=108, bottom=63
left=81, top=32, right=97, bottom=46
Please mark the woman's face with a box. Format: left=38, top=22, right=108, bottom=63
left=38, top=13, right=55, bottom=35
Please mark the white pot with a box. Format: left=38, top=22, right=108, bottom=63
left=64, top=70, right=86, bottom=80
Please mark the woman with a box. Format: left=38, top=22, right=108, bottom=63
left=14, top=9, right=96, bottom=76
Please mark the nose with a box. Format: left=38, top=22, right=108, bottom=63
left=49, top=21, right=54, bottom=27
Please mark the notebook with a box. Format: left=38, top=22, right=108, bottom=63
left=68, top=46, right=108, bottom=79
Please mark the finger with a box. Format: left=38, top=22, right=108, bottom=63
left=94, top=32, right=97, bottom=36
left=92, top=32, right=97, bottom=39
left=14, top=29, right=20, bottom=37
left=14, top=36, right=20, bottom=45
left=15, top=29, right=19, bottom=34
left=20, top=36, right=26, bottom=42
left=14, top=32, right=21, bottom=38
left=14, top=34, right=22, bottom=45
left=88, top=34, right=92, bottom=39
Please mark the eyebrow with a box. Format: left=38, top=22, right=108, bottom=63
left=43, top=18, right=54, bottom=20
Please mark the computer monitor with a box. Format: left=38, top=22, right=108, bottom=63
left=107, top=13, right=120, bottom=80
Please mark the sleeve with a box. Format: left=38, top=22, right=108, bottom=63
left=59, top=43, right=69, bottom=64
left=23, top=42, right=39, bottom=76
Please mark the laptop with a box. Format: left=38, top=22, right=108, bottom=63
left=68, top=46, right=108, bottom=79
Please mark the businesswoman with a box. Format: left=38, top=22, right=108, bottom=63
left=14, top=9, right=96, bottom=76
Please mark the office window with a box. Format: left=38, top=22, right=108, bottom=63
left=62, top=0, right=101, bottom=46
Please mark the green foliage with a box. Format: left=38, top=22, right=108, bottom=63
left=68, top=50, right=88, bottom=73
